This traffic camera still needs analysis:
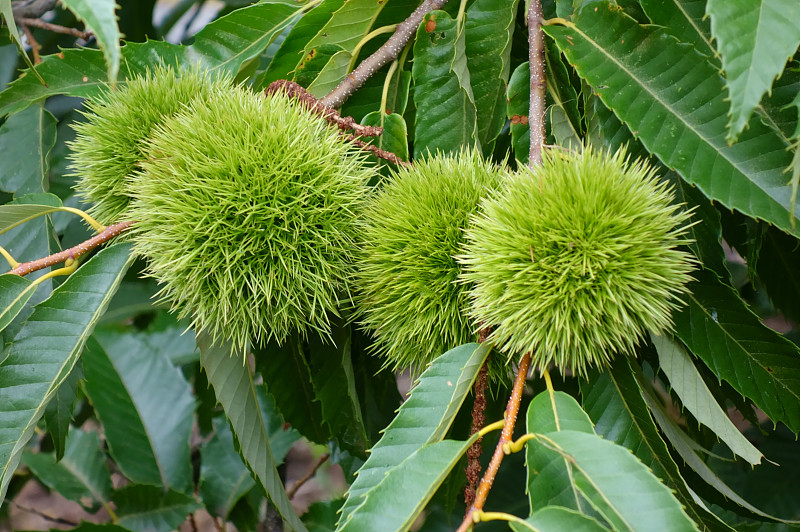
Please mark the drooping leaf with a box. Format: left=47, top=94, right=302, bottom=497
left=362, top=111, right=409, bottom=162
left=706, top=0, right=800, bottom=141
left=337, top=438, right=475, bottom=532
left=60, top=0, right=122, bottom=85
left=0, top=1, right=305, bottom=117
left=0, top=103, right=56, bottom=195
left=673, top=268, right=800, bottom=433
left=0, top=242, right=133, bottom=503
left=22, top=427, right=112, bottom=511
left=82, top=330, right=195, bottom=493
left=113, top=485, right=201, bottom=532
left=0, top=192, right=62, bottom=236
left=543, top=3, right=800, bottom=237
left=199, top=335, right=308, bottom=532
left=526, top=390, right=594, bottom=513
left=637, top=372, right=799, bottom=524
left=336, top=343, right=490, bottom=526
left=412, top=11, right=478, bottom=157
left=639, top=0, right=714, bottom=57
left=535, top=430, right=700, bottom=532
left=582, top=358, right=735, bottom=532
left=200, top=416, right=256, bottom=519
left=507, top=61, right=530, bottom=164
left=464, top=0, right=519, bottom=149
left=509, top=506, right=610, bottom=532
left=652, top=333, right=763, bottom=465
left=44, top=363, right=82, bottom=460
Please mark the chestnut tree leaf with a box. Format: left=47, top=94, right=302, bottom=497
left=60, top=0, right=121, bottom=85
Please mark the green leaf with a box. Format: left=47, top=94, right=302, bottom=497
left=412, top=11, right=478, bottom=157
left=340, top=66, right=412, bottom=123
left=200, top=416, right=256, bottom=519
left=82, top=330, right=195, bottom=493
left=546, top=40, right=582, bottom=149
left=304, top=499, right=344, bottom=532
left=543, top=3, right=800, bottom=237
left=336, top=343, right=490, bottom=526
left=362, top=111, right=409, bottom=162
left=199, top=335, right=307, bottom=532
left=507, top=61, right=530, bottom=164
left=306, top=49, right=351, bottom=97
left=535, top=430, right=700, bottom=532
left=652, top=333, right=763, bottom=465
left=308, top=326, right=369, bottom=457
left=255, top=385, right=301, bottom=464
left=639, top=0, right=714, bottom=57
left=706, top=0, right=800, bottom=141
left=60, top=0, right=121, bottom=85
left=755, top=225, right=800, bottom=322
left=636, top=371, right=799, bottom=524
left=0, top=242, right=133, bottom=504
left=44, top=363, right=82, bottom=460
left=0, top=0, right=44, bottom=83
left=0, top=103, right=56, bottom=195
left=337, top=438, right=475, bottom=532
left=0, top=273, right=35, bottom=333
left=464, top=0, right=519, bottom=149
left=673, top=268, right=800, bottom=433
left=526, top=390, right=594, bottom=513
left=22, top=427, right=112, bottom=510
left=113, top=485, right=201, bottom=532
left=302, top=0, right=386, bottom=54
left=0, top=1, right=304, bottom=117
left=255, top=336, right=330, bottom=444
left=0, top=192, right=62, bottom=236
left=509, top=506, right=610, bottom=532
left=582, top=358, right=734, bottom=532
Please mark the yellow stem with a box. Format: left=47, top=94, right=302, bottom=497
left=59, top=207, right=106, bottom=233
left=379, top=60, right=399, bottom=126
left=478, top=419, right=505, bottom=438
left=503, top=433, right=536, bottom=455
left=30, top=259, right=79, bottom=287
left=543, top=367, right=560, bottom=431
left=456, top=0, right=469, bottom=29
left=348, top=24, right=398, bottom=74
left=0, top=246, right=20, bottom=269
left=473, top=510, right=529, bottom=525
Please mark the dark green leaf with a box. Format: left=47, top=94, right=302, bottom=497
left=673, top=268, right=800, bottom=433
left=60, top=0, right=121, bottom=85
left=546, top=40, right=582, bottom=148
left=0, top=242, right=133, bottom=503
left=526, top=390, right=594, bottom=513
left=536, top=430, right=700, bottom=531
left=306, top=50, right=351, bottom=97
left=303, top=499, right=344, bottom=532
left=0, top=103, right=56, bottom=195
left=544, top=3, right=800, bottom=237
left=706, top=0, right=800, bottom=141
left=653, top=333, right=763, bottom=465
left=200, top=416, right=256, bottom=519
left=44, top=363, right=82, bottom=460
left=302, top=0, right=387, bottom=54
left=755, top=225, right=800, bottom=322
left=338, top=438, right=474, bottom=532
left=255, top=385, right=301, bottom=464
left=639, top=0, right=714, bottom=57
left=0, top=273, right=35, bottom=333
left=507, top=61, right=530, bottom=164
left=412, top=11, right=478, bottom=157
left=340, top=67, right=412, bottom=124
left=362, top=111, right=410, bottom=162
left=464, top=0, right=519, bottom=149
left=83, top=330, right=195, bottom=493
left=0, top=193, right=62, bottom=236
left=199, top=335, right=307, bottom=532
left=22, top=427, right=112, bottom=510
left=0, top=0, right=43, bottom=83
left=337, top=343, right=490, bottom=526
left=113, top=485, right=201, bottom=532
left=509, top=506, right=610, bottom=532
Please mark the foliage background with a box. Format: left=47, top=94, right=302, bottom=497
left=0, top=0, right=798, bottom=530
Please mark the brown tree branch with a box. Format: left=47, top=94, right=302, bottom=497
left=344, top=135, right=411, bottom=167
left=463, top=356, right=489, bottom=510
left=10, top=221, right=134, bottom=276
left=19, top=22, right=42, bottom=64
left=287, top=453, right=330, bottom=499
left=10, top=0, right=58, bottom=20
left=527, top=0, right=546, bottom=167
left=457, top=352, right=532, bottom=532
left=319, top=0, right=450, bottom=109
left=17, top=16, right=91, bottom=39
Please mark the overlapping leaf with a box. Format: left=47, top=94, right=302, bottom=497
left=200, top=417, right=256, bottom=519
left=362, top=111, right=409, bottom=162
left=336, top=343, right=490, bottom=527
left=706, top=0, right=800, bottom=141
left=83, top=331, right=195, bottom=493
left=639, top=0, right=714, bottom=57
left=412, top=11, right=478, bottom=157
left=673, top=269, right=800, bottom=433
left=0, top=1, right=305, bottom=117
left=0, top=104, right=56, bottom=195
left=507, top=62, right=530, bottom=164
left=543, top=3, right=799, bottom=237
left=61, top=0, right=121, bottom=85
left=510, top=506, right=609, bottom=532
left=0, top=242, right=132, bottom=503
left=113, top=485, right=201, bottom=532
left=652, top=333, right=763, bottom=465
left=303, top=0, right=386, bottom=54
left=199, top=335, right=308, bottom=532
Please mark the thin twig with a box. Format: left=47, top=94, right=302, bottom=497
left=10, top=0, right=58, bottom=19
left=10, top=500, right=79, bottom=527
left=287, top=453, right=330, bottom=499
left=457, top=352, right=532, bottom=532
left=320, top=0, right=450, bottom=109
left=10, top=221, right=135, bottom=276
left=345, top=135, right=411, bottom=167
left=19, top=23, right=42, bottom=64
left=527, top=0, right=546, bottom=167
left=17, top=17, right=92, bottom=39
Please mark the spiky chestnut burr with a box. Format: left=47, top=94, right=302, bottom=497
left=68, top=66, right=229, bottom=225
left=354, top=149, right=506, bottom=373
left=129, top=86, right=376, bottom=350
left=459, top=147, right=695, bottom=375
